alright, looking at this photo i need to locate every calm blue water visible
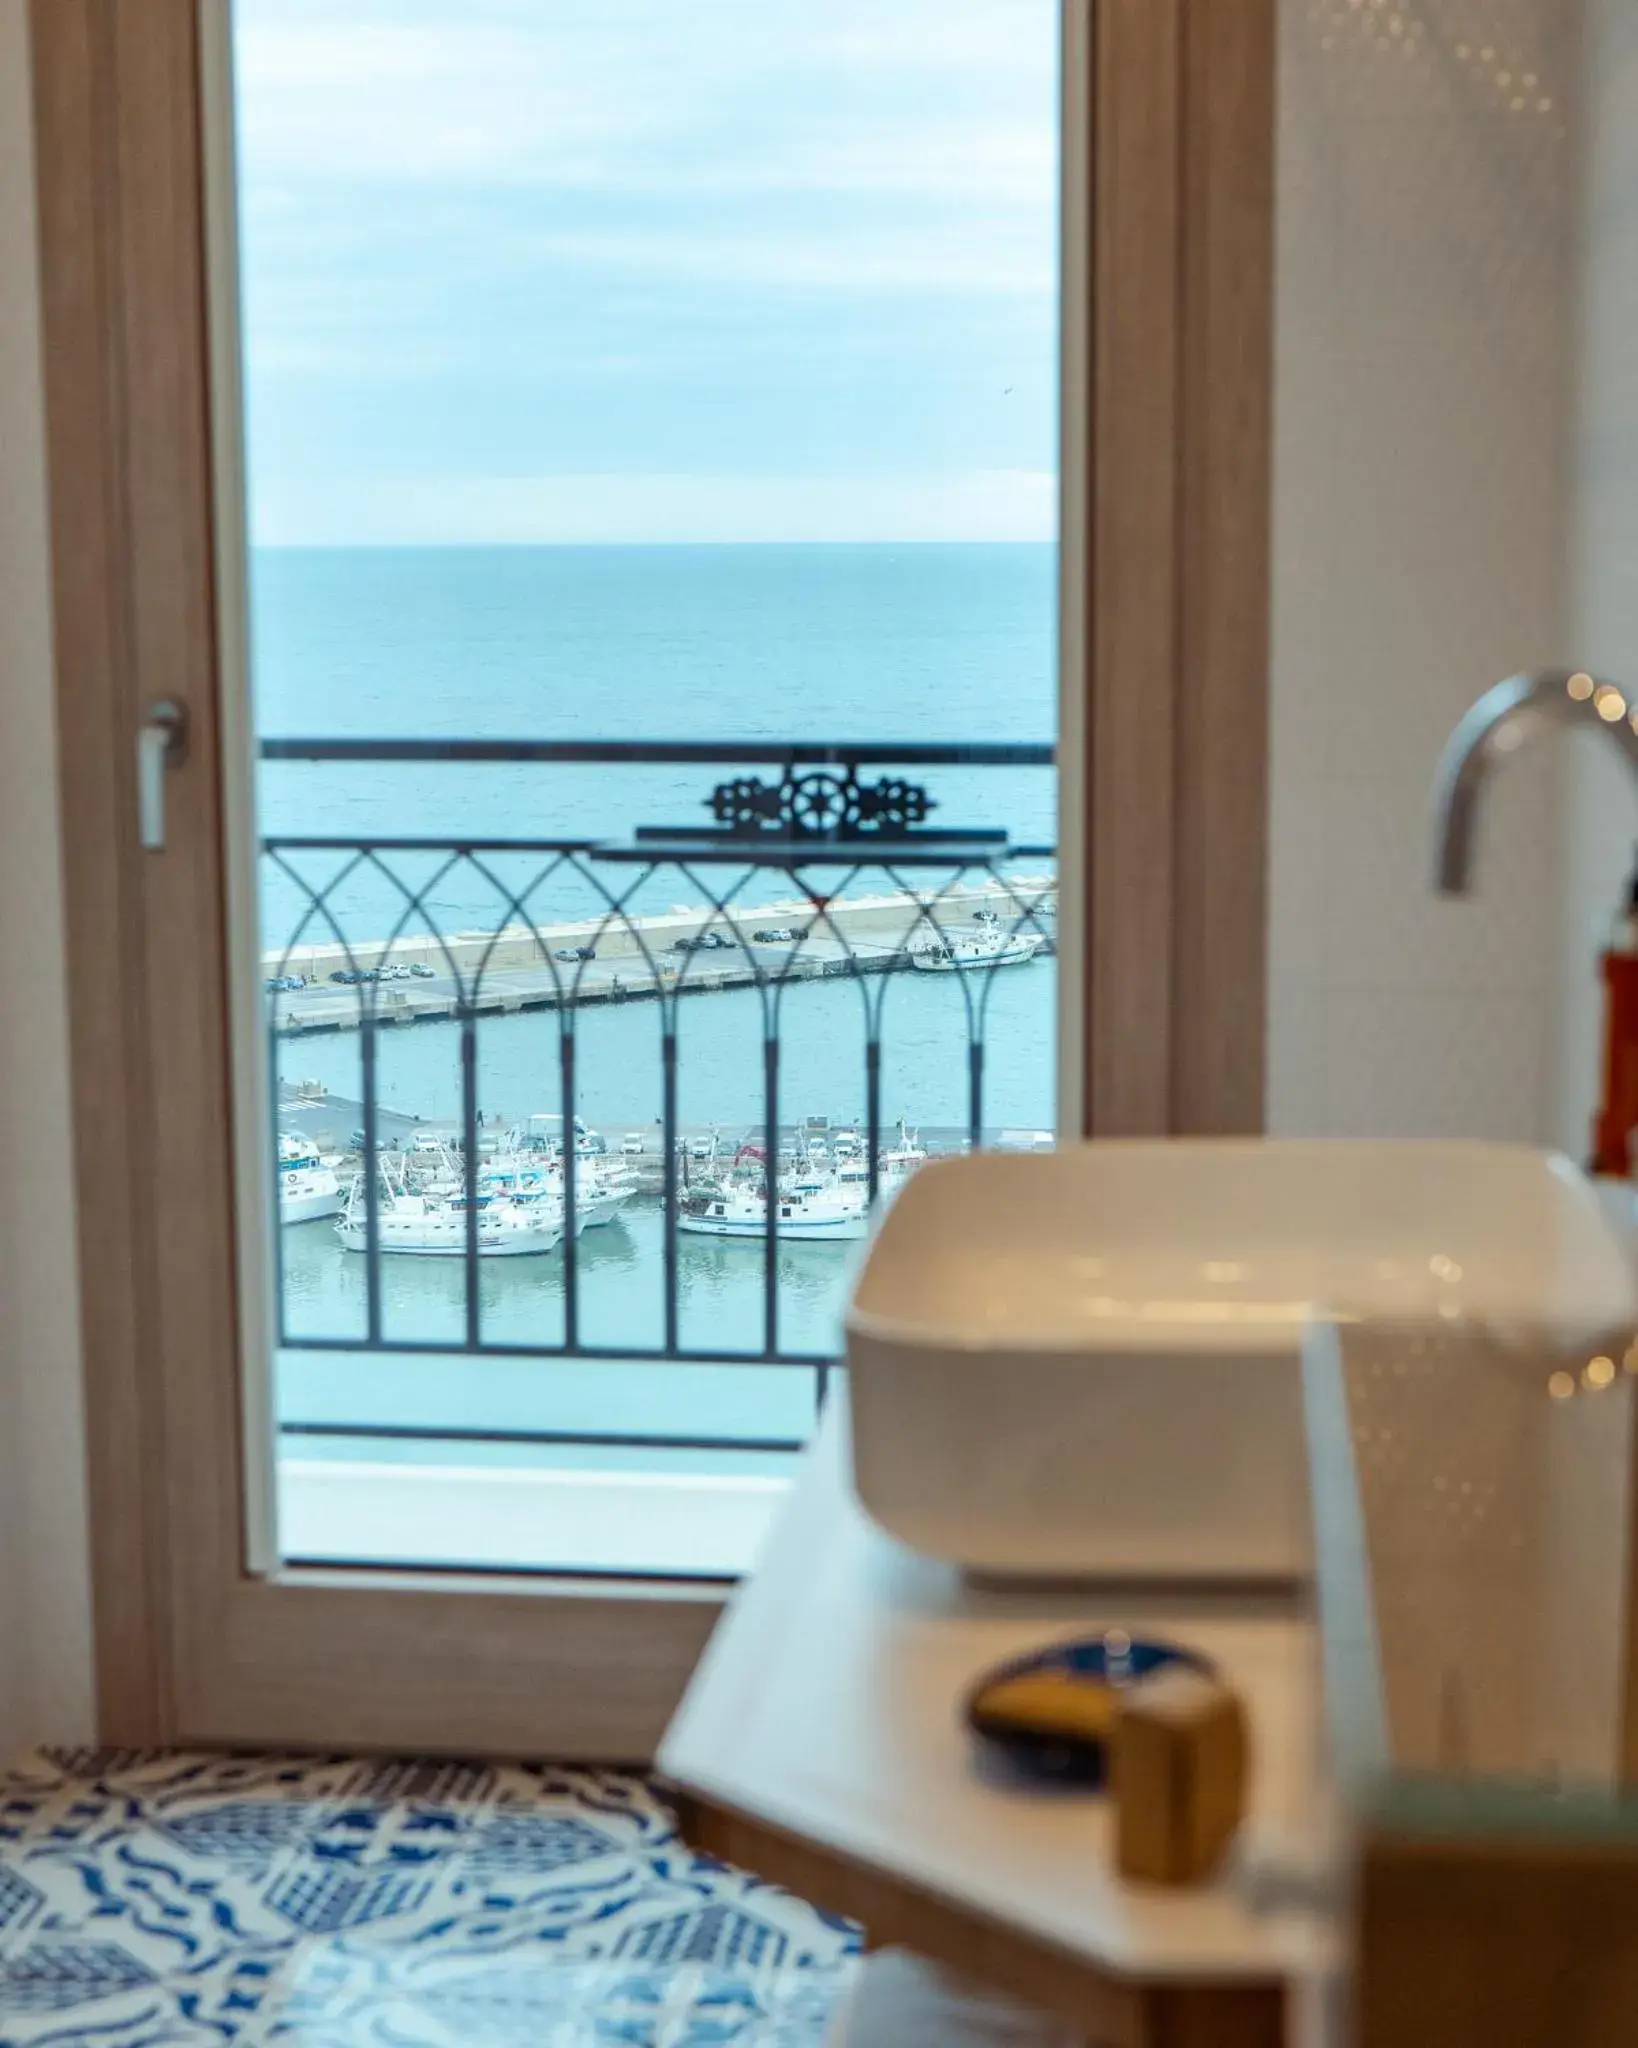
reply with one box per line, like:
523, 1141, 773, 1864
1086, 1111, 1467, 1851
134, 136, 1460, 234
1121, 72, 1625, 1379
255, 543, 1054, 831
254, 543, 1057, 1452
254, 544, 1054, 747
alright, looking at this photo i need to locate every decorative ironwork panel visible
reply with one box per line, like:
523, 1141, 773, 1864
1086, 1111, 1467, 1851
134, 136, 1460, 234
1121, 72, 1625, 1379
706, 765, 935, 840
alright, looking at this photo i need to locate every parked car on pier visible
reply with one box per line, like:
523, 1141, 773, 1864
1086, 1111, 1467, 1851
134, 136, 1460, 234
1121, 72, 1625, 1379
553, 945, 596, 962
409, 962, 436, 978
329, 968, 362, 984
673, 931, 734, 952
621, 1133, 647, 1157
751, 927, 800, 944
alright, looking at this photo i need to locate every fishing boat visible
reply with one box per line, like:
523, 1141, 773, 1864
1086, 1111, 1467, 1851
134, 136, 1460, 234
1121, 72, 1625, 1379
277, 1132, 343, 1224
335, 1172, 564, 1257
909, 907, 1039, 973
882, 1130, 930, 1183
520, 1111, 607, 1157
832, 1123, 929, 1206
678, 1161, 869, 1243
480, 1154, 635, 1233
573, 1162, 639, 1229
678, 1181, 869, 1242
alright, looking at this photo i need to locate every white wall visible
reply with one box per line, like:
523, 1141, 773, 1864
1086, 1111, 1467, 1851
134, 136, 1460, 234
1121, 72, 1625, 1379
1557, 0, 1638, 1160
0, 0, 94, 1758
1268, 5, 1576, 1142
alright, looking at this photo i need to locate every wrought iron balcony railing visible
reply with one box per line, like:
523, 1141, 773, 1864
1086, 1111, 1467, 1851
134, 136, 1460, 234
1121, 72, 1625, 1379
260, 738, 1056, 1446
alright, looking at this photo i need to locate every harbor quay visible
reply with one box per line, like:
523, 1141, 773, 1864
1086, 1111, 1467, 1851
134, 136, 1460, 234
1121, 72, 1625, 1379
264, 875, 1056, 1035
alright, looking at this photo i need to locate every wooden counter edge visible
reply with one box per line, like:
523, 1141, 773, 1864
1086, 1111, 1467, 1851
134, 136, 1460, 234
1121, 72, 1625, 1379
669, 1785, 1285, 2048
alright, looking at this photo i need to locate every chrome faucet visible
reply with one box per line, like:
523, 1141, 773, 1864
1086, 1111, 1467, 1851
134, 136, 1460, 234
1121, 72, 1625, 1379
1433, 668, 1638, 893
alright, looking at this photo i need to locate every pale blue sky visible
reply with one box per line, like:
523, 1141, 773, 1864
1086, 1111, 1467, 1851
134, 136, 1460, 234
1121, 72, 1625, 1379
233, 0, 1058, 546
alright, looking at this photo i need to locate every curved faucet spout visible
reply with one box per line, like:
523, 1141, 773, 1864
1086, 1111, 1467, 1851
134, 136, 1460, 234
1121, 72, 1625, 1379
1434, 669, 1638, 894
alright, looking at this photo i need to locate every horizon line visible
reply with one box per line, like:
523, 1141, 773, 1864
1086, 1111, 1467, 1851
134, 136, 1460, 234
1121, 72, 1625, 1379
249, 535, 1059, 552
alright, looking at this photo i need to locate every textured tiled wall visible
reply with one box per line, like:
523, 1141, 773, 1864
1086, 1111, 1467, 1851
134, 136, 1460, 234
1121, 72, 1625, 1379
1557, 0, 1638, 1161
1268, 2, 1577, 1140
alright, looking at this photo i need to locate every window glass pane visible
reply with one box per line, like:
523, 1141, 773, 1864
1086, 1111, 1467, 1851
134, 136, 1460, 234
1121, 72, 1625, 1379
233, 0, 1060, 1574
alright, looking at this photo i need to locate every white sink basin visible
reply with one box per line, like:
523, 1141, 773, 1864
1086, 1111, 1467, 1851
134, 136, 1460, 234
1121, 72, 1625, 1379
844, 1140, 1637, 1580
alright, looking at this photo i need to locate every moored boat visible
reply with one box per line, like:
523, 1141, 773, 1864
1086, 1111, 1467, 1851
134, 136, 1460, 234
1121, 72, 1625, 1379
678, 1170, 869, 1242
910, 907, 1039, 973
832, 1123, 929, 1207
278, 1132, 343, 1224
335, 1172, 564, 1256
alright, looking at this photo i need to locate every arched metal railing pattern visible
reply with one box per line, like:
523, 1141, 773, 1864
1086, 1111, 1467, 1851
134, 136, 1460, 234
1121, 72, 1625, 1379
260, 741, 1056, 1408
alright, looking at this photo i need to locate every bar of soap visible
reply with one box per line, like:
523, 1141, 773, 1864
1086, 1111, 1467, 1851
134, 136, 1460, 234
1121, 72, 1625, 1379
964, 1634, 1212, 1785
1110, 1667, 1249, 1886
971, 1671, 1120, 1744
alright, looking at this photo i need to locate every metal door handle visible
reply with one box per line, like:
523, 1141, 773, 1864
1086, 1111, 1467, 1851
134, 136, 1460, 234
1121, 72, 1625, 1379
138, 699, 189, 851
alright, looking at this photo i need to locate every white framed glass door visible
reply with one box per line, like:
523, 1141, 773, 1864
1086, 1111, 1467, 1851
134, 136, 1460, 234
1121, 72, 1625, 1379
35, 0, 1274, 1754
215, 0, 1065, 1598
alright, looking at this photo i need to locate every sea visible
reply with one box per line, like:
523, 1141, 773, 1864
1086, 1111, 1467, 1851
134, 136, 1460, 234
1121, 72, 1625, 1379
254, 542, 1058, 1480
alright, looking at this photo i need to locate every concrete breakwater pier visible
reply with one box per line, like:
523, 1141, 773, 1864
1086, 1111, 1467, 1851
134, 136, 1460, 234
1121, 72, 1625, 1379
265, 874, 1055, 1036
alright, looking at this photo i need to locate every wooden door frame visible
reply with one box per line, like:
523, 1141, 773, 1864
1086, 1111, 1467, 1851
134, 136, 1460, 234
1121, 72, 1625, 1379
31, 0, 1272, 1748
1071, 0, 1274, 1138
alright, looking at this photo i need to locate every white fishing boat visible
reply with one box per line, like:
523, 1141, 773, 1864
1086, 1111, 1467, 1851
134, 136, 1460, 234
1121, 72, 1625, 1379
376, 1133, 631, 1241
882, 1132, 930, 1184
572, 1162, 639, 1229
521, 1111, 607, 1158
335, 1175, 564, 1257
278, 1132, 343, 1224
678, 1171, 869, 1243
909, 907, 1039, 973
833, 1124, 929, 1206
481, 1155, 634, 1233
